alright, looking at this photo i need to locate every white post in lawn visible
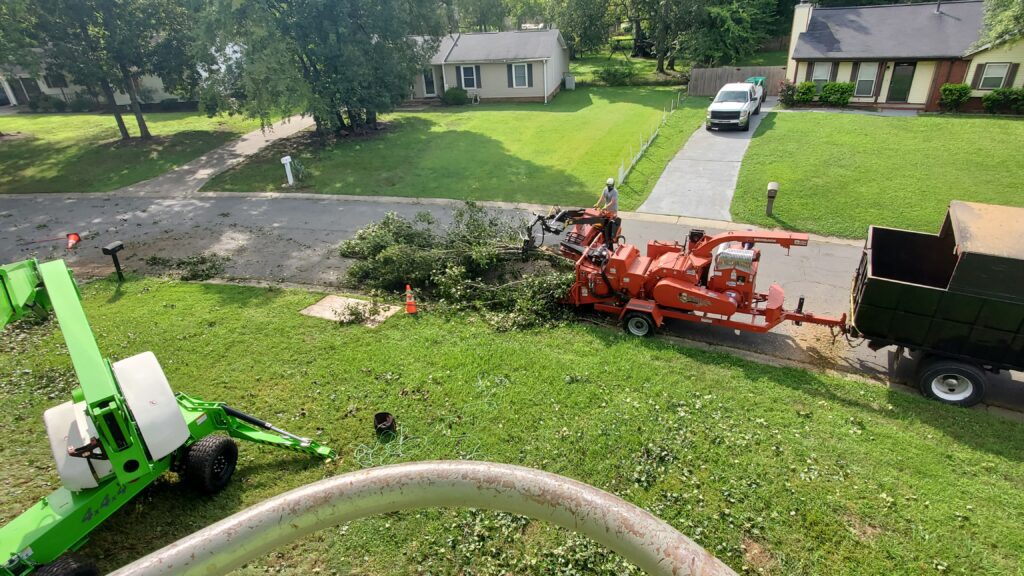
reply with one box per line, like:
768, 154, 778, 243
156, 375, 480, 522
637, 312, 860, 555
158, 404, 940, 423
281, 155, 294, 186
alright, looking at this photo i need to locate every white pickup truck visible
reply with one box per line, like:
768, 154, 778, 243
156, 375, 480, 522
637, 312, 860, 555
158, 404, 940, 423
705, 82, 763, 132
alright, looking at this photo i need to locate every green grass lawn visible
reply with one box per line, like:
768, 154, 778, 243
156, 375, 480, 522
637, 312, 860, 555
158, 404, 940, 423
733, 50, 789, 67
3, 278, 1023, 574
733, 112, 1024, 238
569, 51, 682, 85
206, 87, 686, 206
0, 112, 262, 193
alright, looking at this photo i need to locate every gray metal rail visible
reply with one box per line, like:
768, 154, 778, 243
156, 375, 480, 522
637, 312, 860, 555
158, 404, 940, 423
110, 461, 737, 576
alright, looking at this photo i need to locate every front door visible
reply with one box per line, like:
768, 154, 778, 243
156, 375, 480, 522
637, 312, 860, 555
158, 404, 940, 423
886, 62, 916, 103
423, 70, 436, 96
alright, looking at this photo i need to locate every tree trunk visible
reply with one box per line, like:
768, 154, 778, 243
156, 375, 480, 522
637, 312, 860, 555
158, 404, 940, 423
366, 109, 377, 129
312, 114, 329, 145
118, 64, 151, 139
631, 19, 645, 57
667, 55, 676, 71
99, 78, 131, 140
347, 108, 363, 133
654, 0, 671, 74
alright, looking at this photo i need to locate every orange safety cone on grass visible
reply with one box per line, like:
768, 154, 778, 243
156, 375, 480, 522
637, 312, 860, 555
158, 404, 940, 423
405, 284, 418, 315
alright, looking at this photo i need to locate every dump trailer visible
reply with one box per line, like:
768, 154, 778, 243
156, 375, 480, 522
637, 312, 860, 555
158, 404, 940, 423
851, 201, 1024, 406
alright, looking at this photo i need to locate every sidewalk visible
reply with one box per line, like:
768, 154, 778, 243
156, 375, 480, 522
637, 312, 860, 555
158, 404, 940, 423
114, 115, 314, 195
638, 98, 776, 219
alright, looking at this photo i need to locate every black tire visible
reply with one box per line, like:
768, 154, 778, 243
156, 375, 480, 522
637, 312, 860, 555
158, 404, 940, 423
754, 104, 761, 115
705, 124, 712, 131
741, 121, 750, 132
36, 554, 99, 576
184, 435, 238, 494
917, 358, 987, 407
623, 312, 655, 338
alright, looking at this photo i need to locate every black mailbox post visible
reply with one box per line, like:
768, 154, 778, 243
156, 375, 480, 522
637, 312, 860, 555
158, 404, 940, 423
102, 241, 125, 282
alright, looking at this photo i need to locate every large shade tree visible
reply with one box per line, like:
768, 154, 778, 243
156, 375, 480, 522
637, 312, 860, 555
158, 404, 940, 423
199, 0, 445, 141
30, 0, 195, 140
549, 0, 612, 58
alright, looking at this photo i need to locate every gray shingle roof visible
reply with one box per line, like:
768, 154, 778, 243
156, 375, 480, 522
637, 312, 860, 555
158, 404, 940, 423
792, 1, 984, 60
428, 30, 565, 64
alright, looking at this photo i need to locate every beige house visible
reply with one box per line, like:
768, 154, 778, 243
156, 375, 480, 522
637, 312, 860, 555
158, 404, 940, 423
411, 29, 570, 103
0, 69, 176, 109
787, 0, 1022, 111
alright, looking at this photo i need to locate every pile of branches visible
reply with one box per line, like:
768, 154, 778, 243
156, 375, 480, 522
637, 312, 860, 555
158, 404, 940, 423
339, 203, 575, 330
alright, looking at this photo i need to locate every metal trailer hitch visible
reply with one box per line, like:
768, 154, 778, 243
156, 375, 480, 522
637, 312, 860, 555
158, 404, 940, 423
110, 461, 738, 576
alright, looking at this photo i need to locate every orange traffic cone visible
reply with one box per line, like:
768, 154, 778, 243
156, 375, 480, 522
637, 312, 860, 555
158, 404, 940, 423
405, 284, 418, 315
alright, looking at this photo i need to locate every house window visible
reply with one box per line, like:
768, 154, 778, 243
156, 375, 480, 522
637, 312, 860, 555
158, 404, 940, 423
43, 72, 68, 89
811, 62, 831, 92
461, 66, 477, 89
512, 63, 528, 88
979, 63, 1009, 90
854, 62, 878, 97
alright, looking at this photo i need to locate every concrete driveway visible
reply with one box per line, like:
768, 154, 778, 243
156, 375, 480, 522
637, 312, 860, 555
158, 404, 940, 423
638, 98, 775, 219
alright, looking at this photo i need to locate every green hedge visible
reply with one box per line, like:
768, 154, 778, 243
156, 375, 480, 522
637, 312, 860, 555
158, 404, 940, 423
820, 82, 854, 107
794, 81, 817, 104
939, 83, 971, 112
981, 87, 1024, 114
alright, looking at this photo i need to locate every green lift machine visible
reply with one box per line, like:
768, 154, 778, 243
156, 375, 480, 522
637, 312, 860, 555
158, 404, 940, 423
0, 259, 336, 576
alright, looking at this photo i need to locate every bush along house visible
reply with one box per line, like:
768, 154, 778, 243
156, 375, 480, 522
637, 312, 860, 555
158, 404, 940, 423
786, 0, 1023, 112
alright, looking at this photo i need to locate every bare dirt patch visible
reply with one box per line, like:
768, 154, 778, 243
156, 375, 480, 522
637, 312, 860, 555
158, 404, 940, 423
0, 131, 31, 142
845, 513, 882, 541
742, 536, 777, 573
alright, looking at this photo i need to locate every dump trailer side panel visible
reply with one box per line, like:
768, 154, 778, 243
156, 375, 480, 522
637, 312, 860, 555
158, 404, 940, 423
853, 232, 1024, 371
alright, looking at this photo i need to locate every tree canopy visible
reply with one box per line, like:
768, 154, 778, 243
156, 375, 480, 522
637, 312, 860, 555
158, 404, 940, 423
981, 0, 1024, 45
199, 0, 445, 138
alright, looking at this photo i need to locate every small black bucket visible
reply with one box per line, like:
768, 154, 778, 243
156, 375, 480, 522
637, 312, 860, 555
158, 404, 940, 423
374, 412, 396, 437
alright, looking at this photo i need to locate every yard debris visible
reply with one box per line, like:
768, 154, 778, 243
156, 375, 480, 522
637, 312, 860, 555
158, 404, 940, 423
144, 252, 231, 281
338, 202, 575, 330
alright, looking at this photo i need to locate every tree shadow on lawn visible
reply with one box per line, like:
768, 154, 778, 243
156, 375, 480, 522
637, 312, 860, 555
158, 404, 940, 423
578, 322, 1024, 462
83, 454, 327, 572
306, 116, 593, 205
750, 111, 776, 138
0, 130, 238, 193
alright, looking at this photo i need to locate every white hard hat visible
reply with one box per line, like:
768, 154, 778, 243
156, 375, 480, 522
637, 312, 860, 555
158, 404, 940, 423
606, 178, 615, 186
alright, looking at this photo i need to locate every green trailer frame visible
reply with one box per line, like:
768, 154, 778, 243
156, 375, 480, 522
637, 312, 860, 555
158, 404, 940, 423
0, 259, 335, 576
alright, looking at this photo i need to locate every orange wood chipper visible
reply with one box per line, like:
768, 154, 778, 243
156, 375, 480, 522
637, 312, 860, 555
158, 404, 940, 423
522, 208, 846, 337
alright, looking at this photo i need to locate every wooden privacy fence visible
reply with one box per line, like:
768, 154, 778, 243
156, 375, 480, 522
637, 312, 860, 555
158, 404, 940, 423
687, 66, 788, 97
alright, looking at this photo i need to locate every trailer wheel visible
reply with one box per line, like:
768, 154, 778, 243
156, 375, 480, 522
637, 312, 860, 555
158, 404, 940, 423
917, 359, 987, 407
184, 435, 238, 495
623, 312, 655, 338
36, 554, 99, 576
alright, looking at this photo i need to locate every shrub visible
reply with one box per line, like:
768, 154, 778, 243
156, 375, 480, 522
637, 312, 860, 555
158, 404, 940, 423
982, 87, 1024, 114
32, 95, 67, 113
939, 83, 972, 112
820, 82, 854, 107
794, 81, 817, 104
595, 62, 638, 86
158, 98, 179, 111
778, 80, 797, 107
441, 87, 469, 106
68, 95, 97, 112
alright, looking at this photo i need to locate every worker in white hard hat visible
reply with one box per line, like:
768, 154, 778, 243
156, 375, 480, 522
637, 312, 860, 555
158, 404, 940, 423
595, 177, 619, 216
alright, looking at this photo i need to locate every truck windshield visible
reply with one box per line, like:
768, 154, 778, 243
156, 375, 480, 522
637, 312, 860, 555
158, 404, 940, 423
715, 91, 749, 103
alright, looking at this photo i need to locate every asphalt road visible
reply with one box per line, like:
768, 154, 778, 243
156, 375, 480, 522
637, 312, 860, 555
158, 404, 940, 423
3, 192, 1021, 415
